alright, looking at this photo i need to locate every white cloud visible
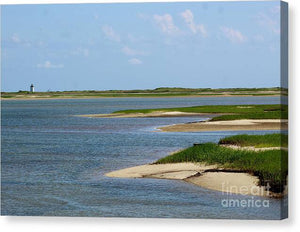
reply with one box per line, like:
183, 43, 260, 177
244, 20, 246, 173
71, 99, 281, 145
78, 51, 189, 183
102, 25, 121, 42
11, 34, 21, 43
180, 9, 207, 37
128, 58, 142, 65
220, 27, 247, 43
72, 48, 89, 57
37, 61, 64, 69
256, 13, 280, 34
153, 14, 179, 35
122, 46, 146, 56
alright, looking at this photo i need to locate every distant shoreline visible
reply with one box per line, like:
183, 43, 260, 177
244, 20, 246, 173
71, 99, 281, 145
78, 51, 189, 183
1, 94, 283, 101
1, 87, 287, 100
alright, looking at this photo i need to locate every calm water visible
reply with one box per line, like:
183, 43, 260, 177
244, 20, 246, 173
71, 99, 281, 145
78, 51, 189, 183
1, 96, 287, 219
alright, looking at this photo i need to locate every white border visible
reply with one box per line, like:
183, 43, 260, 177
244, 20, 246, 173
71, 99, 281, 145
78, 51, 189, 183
1, 0, 299, 232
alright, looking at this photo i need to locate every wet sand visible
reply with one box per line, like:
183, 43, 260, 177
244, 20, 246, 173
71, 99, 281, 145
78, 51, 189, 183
105, 163, 269, 197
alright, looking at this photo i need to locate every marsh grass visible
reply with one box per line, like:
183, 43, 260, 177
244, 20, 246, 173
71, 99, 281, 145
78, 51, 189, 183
155, 137, 288, 193
219, 133, 288, 148
115, 104, 288, 121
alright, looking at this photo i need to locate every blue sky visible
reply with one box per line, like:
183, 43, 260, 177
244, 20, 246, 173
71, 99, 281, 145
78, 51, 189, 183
1, 1, 282, 92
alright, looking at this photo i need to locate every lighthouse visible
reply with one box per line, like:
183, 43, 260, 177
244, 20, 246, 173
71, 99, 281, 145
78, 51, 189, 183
30, 84, 35, 93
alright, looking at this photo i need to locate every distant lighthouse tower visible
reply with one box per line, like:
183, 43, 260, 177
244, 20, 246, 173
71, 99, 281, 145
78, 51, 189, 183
30, 84, 35, 93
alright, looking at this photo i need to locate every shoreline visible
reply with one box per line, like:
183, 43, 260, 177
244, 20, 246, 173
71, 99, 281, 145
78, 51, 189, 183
105, 162, 276, 197
158, 119, 288, 132
83, 108, 287, 197
1, 94, 282, 101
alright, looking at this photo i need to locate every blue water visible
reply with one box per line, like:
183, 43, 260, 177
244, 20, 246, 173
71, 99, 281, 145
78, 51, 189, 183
1, 96, 287, 219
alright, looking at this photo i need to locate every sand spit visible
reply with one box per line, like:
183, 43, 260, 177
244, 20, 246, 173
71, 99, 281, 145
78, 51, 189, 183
105, 163, 270, 197
158, 119, 288, 132
79, 111, 213, 118
105, 163, 217, 179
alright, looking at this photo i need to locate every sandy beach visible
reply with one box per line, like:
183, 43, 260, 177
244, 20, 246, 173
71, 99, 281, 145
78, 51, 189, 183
105, 162, 270, 197
158, 119, 288, 132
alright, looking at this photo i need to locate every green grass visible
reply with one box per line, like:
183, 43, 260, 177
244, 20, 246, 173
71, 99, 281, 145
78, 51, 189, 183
155, 140, 288, 193
114, 104, 288, 121
218, 133, 288, 148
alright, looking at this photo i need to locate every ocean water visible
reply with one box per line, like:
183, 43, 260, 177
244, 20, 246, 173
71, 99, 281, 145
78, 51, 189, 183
1, 96, 287, 219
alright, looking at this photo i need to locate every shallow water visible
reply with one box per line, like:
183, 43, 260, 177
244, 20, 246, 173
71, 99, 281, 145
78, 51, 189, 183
1, 96, 287, 219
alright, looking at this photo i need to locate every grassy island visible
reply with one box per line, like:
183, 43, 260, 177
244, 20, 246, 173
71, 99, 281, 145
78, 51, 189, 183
155, 134, 288, 193
114, 104, 288, 121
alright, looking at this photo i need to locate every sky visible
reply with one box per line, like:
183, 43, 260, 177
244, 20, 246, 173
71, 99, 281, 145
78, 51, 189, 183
1, 1, 284, 92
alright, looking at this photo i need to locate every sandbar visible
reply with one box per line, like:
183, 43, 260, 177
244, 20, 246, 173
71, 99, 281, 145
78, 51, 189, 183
158, 119, 288, 132
79, 111, 214, 118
